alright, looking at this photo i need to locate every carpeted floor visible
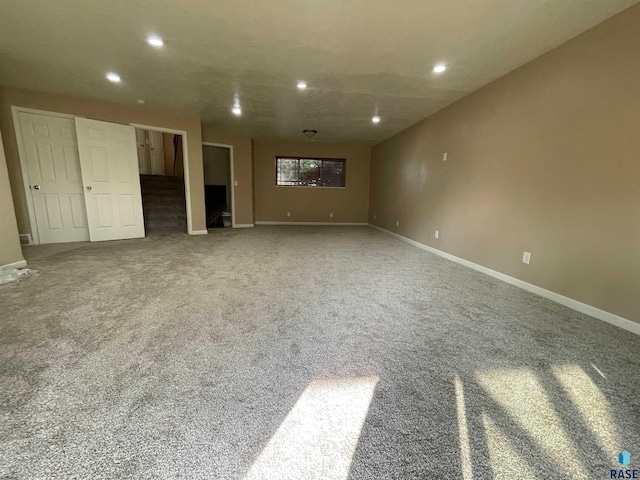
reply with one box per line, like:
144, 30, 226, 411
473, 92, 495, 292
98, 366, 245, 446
1, 226, 638, 479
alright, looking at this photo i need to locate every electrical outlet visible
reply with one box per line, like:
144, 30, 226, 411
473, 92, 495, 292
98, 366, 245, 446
522, 251, 531, 265
373, 214, 376, 220
435, 230, 439, 239
329, 212, 333, 218
443, 152, 448, 161
396, 220, 400, 227
287, 212, 291, 217
234, 180, 238, 186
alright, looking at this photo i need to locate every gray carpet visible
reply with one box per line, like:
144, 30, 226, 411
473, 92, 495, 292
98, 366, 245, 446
1, 226, 638, 479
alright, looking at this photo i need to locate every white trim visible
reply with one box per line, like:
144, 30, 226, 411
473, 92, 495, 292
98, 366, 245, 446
233, 224, 254, 228
11, 107, 78, 244
130, 123, 201, 236
202, 142, 236, 228
255, 221, 368, 226
0, 260, 28, 272
370, 224, 640, 336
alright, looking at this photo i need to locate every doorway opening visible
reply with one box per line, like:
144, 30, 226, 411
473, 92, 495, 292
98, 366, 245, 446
135, 127, 187, 234
202, 143, 233, 229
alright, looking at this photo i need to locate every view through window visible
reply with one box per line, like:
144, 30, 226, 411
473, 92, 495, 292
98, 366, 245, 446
276, 157, 346, 187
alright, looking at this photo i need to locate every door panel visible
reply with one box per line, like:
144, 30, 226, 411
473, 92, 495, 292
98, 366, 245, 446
119, 195, 136, 226
75, 118, 145, 241
69, 194, 87, 228
44, 194, 63, 229
135, 128, 150, 174
19, 112, 89, 243
148, 130, 165, 175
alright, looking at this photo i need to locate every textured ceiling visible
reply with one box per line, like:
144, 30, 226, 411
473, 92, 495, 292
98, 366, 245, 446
0, 0, 637, 142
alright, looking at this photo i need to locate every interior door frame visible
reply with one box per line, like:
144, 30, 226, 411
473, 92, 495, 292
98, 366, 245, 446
11, 106, 83, 245
130, 123, 198, 234
202, 142, 236, 228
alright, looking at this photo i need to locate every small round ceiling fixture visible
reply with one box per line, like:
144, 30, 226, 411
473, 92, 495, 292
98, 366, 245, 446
106, 72, 121, 83
147, 35, 164, 47
137, 99, 145, 104
297, 81, 307, 90
372, 115, 381, 124
303, 129, 318, 141
433, 63, 447, 73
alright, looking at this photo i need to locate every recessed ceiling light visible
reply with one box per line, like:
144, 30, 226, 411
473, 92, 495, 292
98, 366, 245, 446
372, 115, 381, 124
137, 99, 145, 104
232, 106, 242, 116
433, 63, 447, 73
106, 72, 121, 83
147, 35, 164, 47
297, 81, 307, 90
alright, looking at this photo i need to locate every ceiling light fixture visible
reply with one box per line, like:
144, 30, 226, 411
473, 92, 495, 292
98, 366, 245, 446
297, 81, 307, 90
137, 99, 145, 104
433, 63, 447, 73
106, 72, 121, 83
303, 129, 318, 141
147, 35, 164, 47
232, 106, 242, 116
372, 115, 381, 124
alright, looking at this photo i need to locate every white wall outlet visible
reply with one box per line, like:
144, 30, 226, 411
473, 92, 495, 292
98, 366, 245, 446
287, 212, 291, 217
443, 152, 448, 161
435, 230, 439, 239
373, 214, 376, 220
234, 180, 238, 186
396, 220, 400, 227
329, 212, 333, 218
522, 251, 531, 264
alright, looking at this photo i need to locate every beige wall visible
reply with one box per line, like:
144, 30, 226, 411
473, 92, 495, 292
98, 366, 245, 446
201, 128, 254, 225
369, 5, 640, 323
253, 139, 371, 223
0, 87, 206, 234
0, 128, 24, 268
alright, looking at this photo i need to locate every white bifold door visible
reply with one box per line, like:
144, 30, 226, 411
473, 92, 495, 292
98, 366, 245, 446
19, 112, 90, 244
74, 118, 145, 242
20, 113, 145, 243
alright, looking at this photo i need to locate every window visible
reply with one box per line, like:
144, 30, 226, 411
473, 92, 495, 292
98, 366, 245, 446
276, 156, 346, 187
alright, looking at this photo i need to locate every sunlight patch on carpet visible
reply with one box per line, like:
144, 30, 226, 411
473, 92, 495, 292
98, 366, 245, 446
552, 365, 617, 458
244, 376, 379, 480
482, 412, 538, 479
476, 368, 588, 479
454, 374, 473, 480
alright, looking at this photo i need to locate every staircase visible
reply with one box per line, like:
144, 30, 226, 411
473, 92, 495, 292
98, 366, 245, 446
140, 175, 187, 233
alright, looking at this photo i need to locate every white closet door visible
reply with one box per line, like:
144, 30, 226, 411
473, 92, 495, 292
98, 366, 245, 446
135, 128, 149, 173
148, 130, 165, 175
19, 112, 89, 244
75, 118, 145, 241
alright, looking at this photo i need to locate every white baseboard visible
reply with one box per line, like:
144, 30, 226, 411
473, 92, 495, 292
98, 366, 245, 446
0, 260, 28, 272
233, 224, 254, 228
370, 224, 639, 335
189, 230, 208, 235
255, 221, 368, 226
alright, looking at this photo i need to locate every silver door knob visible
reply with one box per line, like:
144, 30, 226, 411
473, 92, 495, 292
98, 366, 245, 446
86, 186, 92, 190
33, 185, 40, 190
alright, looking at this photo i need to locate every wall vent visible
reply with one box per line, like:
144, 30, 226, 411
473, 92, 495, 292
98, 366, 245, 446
19, 234, 32, 245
